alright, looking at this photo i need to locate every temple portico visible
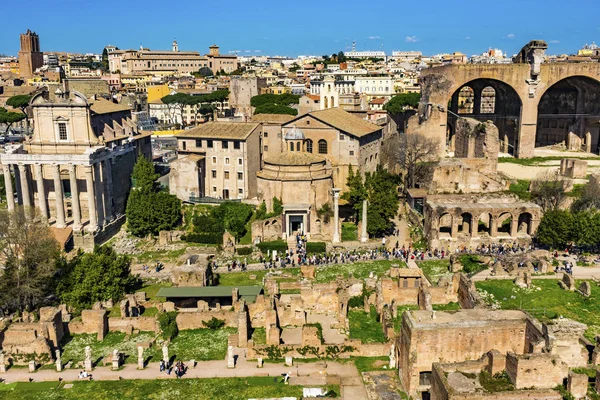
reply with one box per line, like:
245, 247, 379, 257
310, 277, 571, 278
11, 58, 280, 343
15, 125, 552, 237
1, 142, 136, 234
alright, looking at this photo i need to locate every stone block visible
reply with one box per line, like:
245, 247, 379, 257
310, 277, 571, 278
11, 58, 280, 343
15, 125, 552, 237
568, 371, 588, 399
301, 326, 321, 346
163, 302, 175, 312
285, 356, 293, 366
134, 292, 147, 302
28, 360, 36, 372
578, 281, 591, 298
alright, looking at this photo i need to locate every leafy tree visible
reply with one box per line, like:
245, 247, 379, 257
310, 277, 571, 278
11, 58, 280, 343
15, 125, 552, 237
255, 200, 267, 220
317, 203, 333, 224
6, 95, 32, 132
530, 171, 569, 212
571, 211, 600, 247
211, 202, 253, 240
342, 165, 367, 221
203, 317, 226, 330
337, 51, 347, 63
254, 104, 297, 116
384, 93, 421, 115
272, 197, 283, 216
126, 157, 181, 237
535, 209, 574, 249
571, 180, 600, 212
0, 107, 26, 134
56, 245, 136, 310
250, 93, 300, 108
0, 207, 60, 313
193, 66, 213, 77
101, 47, 109, 71
365, 167, 400, 236
158, 311, 179, 340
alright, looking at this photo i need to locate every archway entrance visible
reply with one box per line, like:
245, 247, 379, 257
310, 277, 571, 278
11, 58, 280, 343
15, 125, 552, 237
448, 79, 522, 155
536, 76, 600, 152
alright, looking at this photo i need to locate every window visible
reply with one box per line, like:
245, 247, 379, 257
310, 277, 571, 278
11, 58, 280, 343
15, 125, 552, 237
318, 139, 328, 154
340, 133, 345, 141
264, 132, 268, 138
212, 186, 217, 193
207, 140, 213, 148
233, 141, 240, 149
419, 372, 432, 386
212, 157, 217, 164
238, 158, 243, 165
264, 145, 269, 152
306, 139, 313, 153
224, 171, 230, 179
237, 172, 243, 180
225, 157, 230, 164
238, 188, 243, 195
182, 141, 187, 151
212, 170, 217, 178
296, 142, 300, 151
195, 139, 202, 147
222, 140, 228, 149
349, 150, 354, 156
58, 122, 68, 140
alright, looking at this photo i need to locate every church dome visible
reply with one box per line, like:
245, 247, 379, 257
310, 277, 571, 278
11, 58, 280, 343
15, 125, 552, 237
284, 126, 305, 140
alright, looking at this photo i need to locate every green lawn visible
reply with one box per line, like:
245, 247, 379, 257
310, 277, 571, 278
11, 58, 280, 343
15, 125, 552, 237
61, 328, 235, 366
432, 302, 461, 311
314, 260, 405, 283
341, 222, 358, 241
498, 156, 600, 166
135, 248, 187, 264
0, 377, 327, 400
475, 279, 600, 340
250, 327, 266, 345
352, 356, 390, 373
416, 260, 450, 285
393, 305, 418, 332
217, 270, 267, 286
348, 306, 387, 343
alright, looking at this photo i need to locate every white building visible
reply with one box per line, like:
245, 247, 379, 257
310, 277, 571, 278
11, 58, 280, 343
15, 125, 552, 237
354, 76, 394, 99
344, 50, 387, 61
391, 51, 422, 62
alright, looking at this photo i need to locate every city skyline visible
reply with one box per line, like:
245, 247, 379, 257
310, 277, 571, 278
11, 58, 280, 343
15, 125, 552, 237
1, 0, 599, 57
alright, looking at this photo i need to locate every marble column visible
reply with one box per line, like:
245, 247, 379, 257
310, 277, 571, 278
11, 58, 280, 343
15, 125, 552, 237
18, 164, 31, 208
490, 217, 498, 237
85, 165, 98, 232
69, 165, 82, 231
2, 165, 15, 212
52, 164, 66, 228
102, 159, 114, 223
360, 200, 368, 243
332, 188, 340, 243
13, 166, 22, 205
94, 163, 105, 229
34, 164, 48, 219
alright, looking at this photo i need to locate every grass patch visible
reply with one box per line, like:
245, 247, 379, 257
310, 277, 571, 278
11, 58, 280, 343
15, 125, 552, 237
314, 260, 404, 283
137, 281, 172, 302
393, 305, 418, 332
507, 179, 532, 201
61, 332, 157, 366
341, 222, 358, 241
250, 327, 266, 345
165, 328, 236, 361
499, 156, 599, 166
348, 306, 386, 343
135, 248, 186, 264
217, 270, 266, 286
0, 377, 314, 400
417, 259, 450, 285
352, 356, 390, 373
432, 302, 461, 311
475, 279, 600, 340
479, 371, 514, 392
279, 289, 301, 294
459, 254, 487, 276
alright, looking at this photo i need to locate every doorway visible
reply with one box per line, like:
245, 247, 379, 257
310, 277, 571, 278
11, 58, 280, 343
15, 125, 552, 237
289, 215, 304, 234
222, 189, 229, 199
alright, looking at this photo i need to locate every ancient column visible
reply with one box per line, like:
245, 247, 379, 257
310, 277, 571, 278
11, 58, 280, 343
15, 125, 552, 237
137, 346, 144, 369
227, 345, 235, 368
55, 349, 62, 372
470, 218, 478, 238
13, 165, 22, 205
2, 164, 15, 212
93, 163, 105, 229
84, 346, 92, 372
18, 164, 31, 208
332, 188, 341, 243
34, 164, 48, 219
360, 200, 368, 243
490, 217, 498, 237
52, 164, 66, 228
69, 165, 82, 231
162, 344, 169, 366
85, 165, 98, 232
0, 352, 5, 373
510, 215, 518, 237
103, 159, 114, 223
450, 217, 458, 238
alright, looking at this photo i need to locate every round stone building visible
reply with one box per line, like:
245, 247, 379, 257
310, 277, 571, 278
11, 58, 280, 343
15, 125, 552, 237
257, 126, 333, 240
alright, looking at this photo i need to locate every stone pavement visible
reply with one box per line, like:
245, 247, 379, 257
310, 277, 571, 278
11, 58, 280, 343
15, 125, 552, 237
0, 359, 369, 400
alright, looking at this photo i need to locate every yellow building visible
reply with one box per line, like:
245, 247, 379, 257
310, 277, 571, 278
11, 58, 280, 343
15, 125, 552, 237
147, 84, 171, 103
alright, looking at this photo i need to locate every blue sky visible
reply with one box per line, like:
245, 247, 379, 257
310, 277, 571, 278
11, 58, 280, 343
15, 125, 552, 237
1, 0, 599, 57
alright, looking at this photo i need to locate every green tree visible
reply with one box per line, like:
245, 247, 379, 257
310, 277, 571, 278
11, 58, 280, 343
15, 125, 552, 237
365, 167, 400, 236
101, 47, 109, 71
272, 197, 283, 216
250, 93, 300, 108
571, 211, 600, 247
126, 158, 181, 237
535, 209, 574, 249
341, 165, 367, 222
0, 107, 26, 134
161, 93, 191, 126
6, 95, 32, 132
193, 66, 213, 77
384, 93, 421, 115
56, 245, 136, 310
0, 207, 60, 313
255, 200, 268, 220
254, 104, 297, 116
530, 171, 570, 212
212, 202, 253, 240
397, 133, 439, 190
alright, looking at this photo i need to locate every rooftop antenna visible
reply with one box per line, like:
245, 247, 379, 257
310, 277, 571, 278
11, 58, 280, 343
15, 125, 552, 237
352, 41, 356, 52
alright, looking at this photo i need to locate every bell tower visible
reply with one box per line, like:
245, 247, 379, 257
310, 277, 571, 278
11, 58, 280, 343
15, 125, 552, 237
172, 39, 179, 52
18, 29, 43, 78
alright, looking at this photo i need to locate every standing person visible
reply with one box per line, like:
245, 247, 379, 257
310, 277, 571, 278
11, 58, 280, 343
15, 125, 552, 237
159, 360, 165, 372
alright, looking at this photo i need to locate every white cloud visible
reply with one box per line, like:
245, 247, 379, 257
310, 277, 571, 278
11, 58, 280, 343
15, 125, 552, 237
549, 40, 560, 44
507, 33, 516, 39
465, 36, 471, 40
368, 35, 381, 40
254, 50, 261, 53
405, 36, 418, 43
244, 50, 252, 53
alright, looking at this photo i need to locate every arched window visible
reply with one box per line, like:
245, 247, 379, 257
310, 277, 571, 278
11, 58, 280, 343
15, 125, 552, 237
324, 97, 328, 108
296, 142, 300, 151
318, 139, 328, 154
330, 96, 335, 108
289, 142, 294, 151
306, 139, 313, 153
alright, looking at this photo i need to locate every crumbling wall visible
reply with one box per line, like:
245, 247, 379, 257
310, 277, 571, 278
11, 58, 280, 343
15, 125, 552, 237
457, 274, 483, 309
505, 352, 568, 390
108, 317, 158, 333
175, 310, 238, 330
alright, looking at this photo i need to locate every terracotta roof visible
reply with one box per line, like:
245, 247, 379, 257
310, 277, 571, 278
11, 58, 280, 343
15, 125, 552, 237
250, 114, 295, 124
176, 122, 260, 140
296, 107, 381, 138
369, 98, 386, 105
89, 98, 131, 115
263, 152, 326, 166
306, 94, 320, 101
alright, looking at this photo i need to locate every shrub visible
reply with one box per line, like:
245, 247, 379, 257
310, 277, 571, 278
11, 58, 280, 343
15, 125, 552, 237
236, 247, 253, 255
158, 311, 179, 340
182, 232, 223, 245
257, 240, 288, 253
306, 242, 326, 254
341, 223, 358, 241
348, 296, 364, 309
202, 317, 226, 330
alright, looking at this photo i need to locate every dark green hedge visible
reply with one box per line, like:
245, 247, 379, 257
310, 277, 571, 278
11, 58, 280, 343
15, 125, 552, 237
182, 233, 223, 245
257, 240, 288, 253
306, 242, 326, 254
236, 247, 253, 255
